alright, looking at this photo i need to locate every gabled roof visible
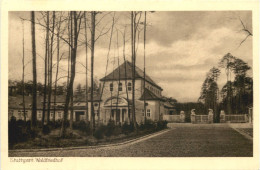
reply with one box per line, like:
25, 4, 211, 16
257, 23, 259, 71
74, 93, 101, 102
139, 88, 163, 101
164, 101, 175, 109
9, 94, 101, 109
100, 60, 162, 90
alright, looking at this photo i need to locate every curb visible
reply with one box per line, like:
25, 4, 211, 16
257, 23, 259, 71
9, 129, 171, 153
229, 125, 253, 141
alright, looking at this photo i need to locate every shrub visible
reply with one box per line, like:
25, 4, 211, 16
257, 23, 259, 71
143, 119, 156, 132
42, 125, 51, 135
105, 120, 116, 137
122, 122, 135, 135
8, 118, 36, 148
156, 120, 168, 130
94, 125, 106, 139
73, 120, 92, 135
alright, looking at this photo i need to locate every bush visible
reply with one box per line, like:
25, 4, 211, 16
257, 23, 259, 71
73, 120, 92, 135
94, 125, 106, 139
8, 118, 37, 148
156, 120, 168, 130
105, 120, 116, 137
42, 125, 51, 135
142, 119, 156, 132
122, 122, 135, 135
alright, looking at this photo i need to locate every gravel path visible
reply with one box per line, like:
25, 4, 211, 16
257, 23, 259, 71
9, 123, 252, 157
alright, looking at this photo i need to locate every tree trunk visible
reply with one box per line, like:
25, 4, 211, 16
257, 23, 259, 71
42, 12, 49, 125
122, 27, 130, 123
30, 11, 37, 129
97, 13, 115, 124
47, 11, 56, 124
84, 12, 89, 122
90, 11, 96, 132
131, 12, 137, 128
53, 14, 61, 122
22, 20, 26, 122
69, 11, 74, 130
143, 11, 147, 122
61, 11, 81, 137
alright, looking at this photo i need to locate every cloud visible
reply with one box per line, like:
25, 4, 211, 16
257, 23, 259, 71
8, 11, 253, 102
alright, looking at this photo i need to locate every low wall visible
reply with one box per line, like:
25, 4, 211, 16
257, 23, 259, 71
191, 109, 213, 124
163, 114, 185, 123
220, 113, 249, 123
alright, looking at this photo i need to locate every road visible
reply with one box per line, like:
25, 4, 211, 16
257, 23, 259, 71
9, 123, 253, 157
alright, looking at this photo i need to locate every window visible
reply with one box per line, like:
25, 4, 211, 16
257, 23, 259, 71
147, 109, 151, 117
58, 112, 62, 118
38, 112, 42, 119
142, 109, 145, 116
118, 82, 122, 91
127, 82, 132, 91
18, 111, 22, 119
110, 83, 113, 91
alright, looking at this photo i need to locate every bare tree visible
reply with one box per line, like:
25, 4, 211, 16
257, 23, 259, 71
143, 11, 147, 122
42, 12, 49, 125
21, 19, 26, 121
61, 11, 83, 137
84, 12, 89, 122
122, 27, 130, 122
30, 11, 37, 129
239, 17, 253, 46
47, 12, 56, 124
90, 11, 96, 132
53, 13, 63, 122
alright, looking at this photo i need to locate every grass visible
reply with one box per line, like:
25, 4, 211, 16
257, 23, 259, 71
10, 128, 165, 150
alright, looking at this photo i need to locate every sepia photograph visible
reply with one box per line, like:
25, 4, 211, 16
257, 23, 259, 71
7, 10, 254, 158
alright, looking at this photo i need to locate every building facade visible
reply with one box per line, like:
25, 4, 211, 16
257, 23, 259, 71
8, 61, 175, 124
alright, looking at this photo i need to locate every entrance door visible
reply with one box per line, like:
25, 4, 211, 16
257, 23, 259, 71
122, 109, 126, 122
116, 109, 120, 123
75, 111, 84, 122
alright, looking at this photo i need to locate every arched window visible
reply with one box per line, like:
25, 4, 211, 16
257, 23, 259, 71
128, 82, 132, 91
118, 82, 122, 91
110, 83, 113, 91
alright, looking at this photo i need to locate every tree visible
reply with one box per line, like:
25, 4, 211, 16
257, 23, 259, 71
84, 11, 89, 122
199, 67, 220, 122
47, 11, 56, 125
61, 11, 83, 137
30, 11, 37, 129
21, 19, 26, 121
53, 12, 63, 122
219, 53, 235, 115
42, 11, 49, 125
90, 11, 96, 132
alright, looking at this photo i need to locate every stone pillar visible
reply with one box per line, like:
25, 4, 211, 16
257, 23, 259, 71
220, 110, 225, 123
244, 114, 248, 123
208, 109, 214, 123
180, 111, 185, 123
248, 108, 252, 123
190, 109, 196, 123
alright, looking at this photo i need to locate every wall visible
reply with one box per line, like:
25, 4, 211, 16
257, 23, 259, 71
100, 79, 142, 102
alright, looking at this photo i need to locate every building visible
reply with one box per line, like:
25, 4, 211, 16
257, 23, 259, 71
8, 94, 101, 122
99, 60, 173, 124
8, 61, 175, 124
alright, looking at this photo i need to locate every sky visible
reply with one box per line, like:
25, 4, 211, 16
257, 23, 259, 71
8, 11, 252, 102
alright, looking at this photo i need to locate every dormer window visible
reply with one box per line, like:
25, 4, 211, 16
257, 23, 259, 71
128, 82, 132, 91
110, 83, 113, 91
118, 82, 122, 91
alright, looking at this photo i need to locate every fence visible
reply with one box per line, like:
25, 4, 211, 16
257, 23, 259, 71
191, 109, 214, 124
163, 113, 185, 123
194, 115, 209, 123
220, 114, 248, 123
